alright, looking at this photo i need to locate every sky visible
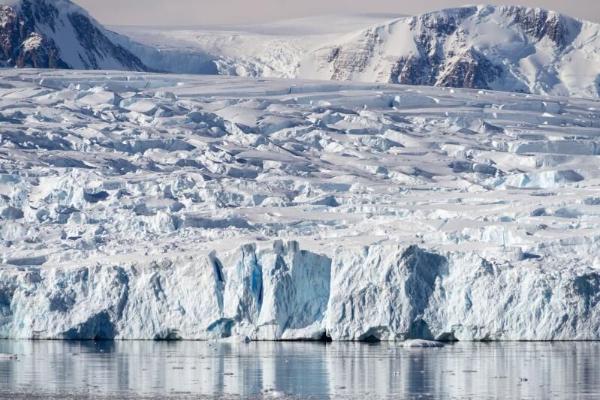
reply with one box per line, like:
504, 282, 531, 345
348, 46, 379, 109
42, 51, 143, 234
74, 0, 600, 26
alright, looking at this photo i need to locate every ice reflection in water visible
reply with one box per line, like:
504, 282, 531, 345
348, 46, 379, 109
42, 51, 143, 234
0, 341, 599, 399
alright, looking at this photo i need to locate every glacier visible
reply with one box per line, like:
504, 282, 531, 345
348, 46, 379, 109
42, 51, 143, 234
1, 69, 600, 341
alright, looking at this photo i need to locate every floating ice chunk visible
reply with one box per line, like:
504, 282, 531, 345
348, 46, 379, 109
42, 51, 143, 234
219, 335, 252, 344
400, 340, 444, 348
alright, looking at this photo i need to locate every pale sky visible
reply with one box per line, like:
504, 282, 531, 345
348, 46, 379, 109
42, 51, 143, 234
74, 0, 600, 26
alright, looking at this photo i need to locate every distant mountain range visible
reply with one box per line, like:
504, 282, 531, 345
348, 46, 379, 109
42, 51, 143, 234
298, 5, 600, 98
1, 0, 599, 98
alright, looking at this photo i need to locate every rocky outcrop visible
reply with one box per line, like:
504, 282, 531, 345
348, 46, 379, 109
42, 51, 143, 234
506, 6, 582, 48
435, 48, 503, 89
390, 6, 581, 90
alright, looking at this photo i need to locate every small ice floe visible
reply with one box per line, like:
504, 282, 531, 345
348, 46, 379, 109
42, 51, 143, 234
0, 353, 18, 361
219, 335, 252, 344
263, 389, 287, 398
400, 340, 444, 348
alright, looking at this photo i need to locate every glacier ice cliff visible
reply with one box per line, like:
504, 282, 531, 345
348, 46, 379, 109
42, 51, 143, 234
1, 70, 600, 341
2, 241, 599, 341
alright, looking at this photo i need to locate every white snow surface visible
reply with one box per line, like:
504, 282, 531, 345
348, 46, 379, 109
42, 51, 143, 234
3, 2, 599, 99
1, 70, 600, 341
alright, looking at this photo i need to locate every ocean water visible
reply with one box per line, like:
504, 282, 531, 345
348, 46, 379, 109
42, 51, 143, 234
0, 340, 599, 399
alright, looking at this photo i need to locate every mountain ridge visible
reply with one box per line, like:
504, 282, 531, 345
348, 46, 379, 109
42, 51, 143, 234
297, 4, 600, 97
0, 1, 599, 98
0, 0, 149, 70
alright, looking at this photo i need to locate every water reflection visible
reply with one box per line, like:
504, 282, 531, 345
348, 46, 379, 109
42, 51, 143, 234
0, 341, 599, 399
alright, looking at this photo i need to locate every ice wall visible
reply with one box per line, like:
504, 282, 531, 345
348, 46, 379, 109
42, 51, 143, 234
1, 241, 598, 341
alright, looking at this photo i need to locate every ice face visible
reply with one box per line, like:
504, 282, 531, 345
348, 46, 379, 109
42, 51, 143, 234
0, 70, 600, 340
2, 242, 599, 341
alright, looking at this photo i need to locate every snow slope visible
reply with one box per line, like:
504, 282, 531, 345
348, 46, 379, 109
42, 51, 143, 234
1, 1, 599, 98
118, 14, 400, 78
1, 70, 600, 341
122, 6, 600, 98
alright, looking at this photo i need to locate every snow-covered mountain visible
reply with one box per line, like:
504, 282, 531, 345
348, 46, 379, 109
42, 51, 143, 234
299, 6, 600, 97
1, 1, 599, 98
123, 5, 600, 98
0, 0, 149, 70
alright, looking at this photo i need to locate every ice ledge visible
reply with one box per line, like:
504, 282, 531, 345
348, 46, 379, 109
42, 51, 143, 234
0, 241, 598, 341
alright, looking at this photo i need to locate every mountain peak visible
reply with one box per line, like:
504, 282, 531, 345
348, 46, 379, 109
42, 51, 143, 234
300, 4, 598, 97
0, 0, 88, 20
409, 4, 582, 46
0, 0, 149, 70
416, 4, 580, 20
